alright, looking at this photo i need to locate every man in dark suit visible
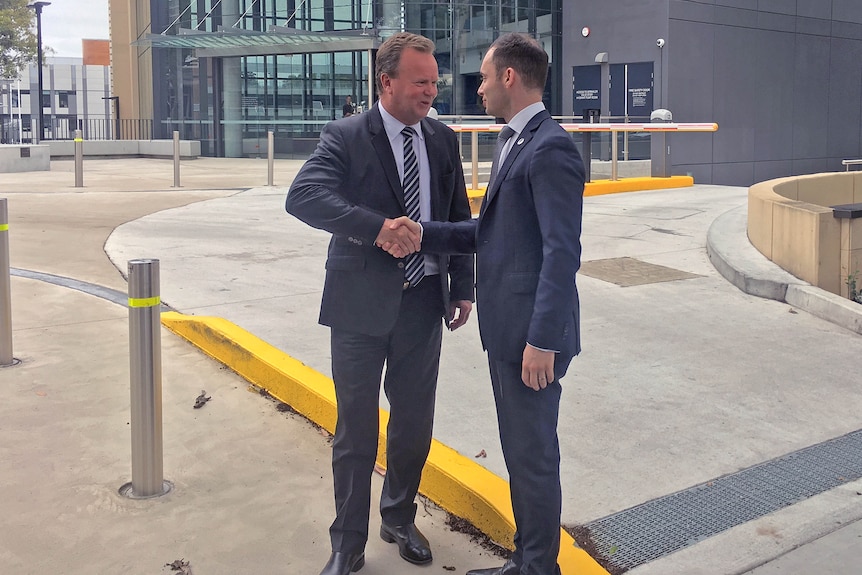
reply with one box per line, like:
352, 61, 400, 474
385, 33, 584, 575
285, 32, 474, 575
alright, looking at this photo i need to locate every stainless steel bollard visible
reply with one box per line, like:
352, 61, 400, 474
74, 129, 83, 188
611, 131, 619, 181
267, 130, 274, 186
121, 258, 170, 498
172, 131, 181, 188
0, 199, 14, 366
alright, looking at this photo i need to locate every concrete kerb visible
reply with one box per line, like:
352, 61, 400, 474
707, 204, 862, 335
160, 311, 610, 575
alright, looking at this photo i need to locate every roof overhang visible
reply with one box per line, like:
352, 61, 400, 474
135, 26, 381, 57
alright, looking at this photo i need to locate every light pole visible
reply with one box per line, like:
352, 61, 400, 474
28, 2, 50, 141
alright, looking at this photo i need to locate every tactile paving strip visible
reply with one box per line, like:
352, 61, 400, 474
582, 429, 862, 571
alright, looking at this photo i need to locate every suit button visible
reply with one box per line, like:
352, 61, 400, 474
397, 262, 405, 269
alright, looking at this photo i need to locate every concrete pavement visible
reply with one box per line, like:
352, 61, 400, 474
3, 157, 862, 574
0, 158, 500, 575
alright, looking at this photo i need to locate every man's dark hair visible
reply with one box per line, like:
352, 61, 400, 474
375, 32, 436, 92
490, 33, 548, 91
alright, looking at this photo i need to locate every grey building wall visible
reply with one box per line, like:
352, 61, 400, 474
563, 0, 862, 186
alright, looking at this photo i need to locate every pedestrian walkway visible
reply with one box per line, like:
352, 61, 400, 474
2, 157, 862, 574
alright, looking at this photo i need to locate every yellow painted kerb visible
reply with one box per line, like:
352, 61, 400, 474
160, 311, 610, 575
467, 175, 695, 214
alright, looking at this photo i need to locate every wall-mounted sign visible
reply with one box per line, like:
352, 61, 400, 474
572, 65, 602, 116
610, 62, 653, 120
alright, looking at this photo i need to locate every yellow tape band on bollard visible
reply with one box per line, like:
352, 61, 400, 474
74, 138, 83, 142
0, 224, 8, 231
128, 296, 161, 308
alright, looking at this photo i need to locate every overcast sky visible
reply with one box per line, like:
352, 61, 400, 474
38, 0, 110, 58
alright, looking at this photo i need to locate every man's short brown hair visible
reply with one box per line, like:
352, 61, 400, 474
375, 32, 436, 92
490, 33, 548, 91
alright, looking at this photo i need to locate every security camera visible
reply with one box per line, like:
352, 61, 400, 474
656, 38, 665, 48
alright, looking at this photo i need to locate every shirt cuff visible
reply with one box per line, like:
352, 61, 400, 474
527, 342, 559, 354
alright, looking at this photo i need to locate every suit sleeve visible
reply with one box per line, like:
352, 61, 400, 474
527, 129, 585, 352
285, 121, 385, 242
443, 145, 475, 303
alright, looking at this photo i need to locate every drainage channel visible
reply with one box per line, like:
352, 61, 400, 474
11, 268, 173, 311
577, 428, 862, 572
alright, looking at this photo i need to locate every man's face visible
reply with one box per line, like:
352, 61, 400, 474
477, 48, 504, 119
380, 48, 438, 125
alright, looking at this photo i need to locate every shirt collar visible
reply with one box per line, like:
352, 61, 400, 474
506, 101, 546, 138
379, 102, 424, 143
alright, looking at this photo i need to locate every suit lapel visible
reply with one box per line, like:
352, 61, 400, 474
421, 119, 443, 220
482, 110, 549, 214
369, 106, 406, 212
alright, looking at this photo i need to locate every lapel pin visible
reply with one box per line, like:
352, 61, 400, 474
517, 138, 525, 145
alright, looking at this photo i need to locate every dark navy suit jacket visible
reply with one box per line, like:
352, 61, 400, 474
286, 105, 474, 336
422, 110, 584, 366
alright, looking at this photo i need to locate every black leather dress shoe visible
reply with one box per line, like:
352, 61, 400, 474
379, 522, 432, 565
465, 558, 519, 575
318, 551, 365, 575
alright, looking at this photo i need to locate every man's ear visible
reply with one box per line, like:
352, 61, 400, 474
380, 73, 392, 93
503, 67, 515, 87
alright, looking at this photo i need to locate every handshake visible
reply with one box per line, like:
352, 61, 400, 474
375, 216, 422, 258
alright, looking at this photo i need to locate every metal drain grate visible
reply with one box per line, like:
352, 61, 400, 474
579, 257, 702, 287
581, 428, 862, 571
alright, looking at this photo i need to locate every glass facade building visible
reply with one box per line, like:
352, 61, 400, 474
139, 1, 562, 157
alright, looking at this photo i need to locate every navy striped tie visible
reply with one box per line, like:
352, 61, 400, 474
401, 127, 425, 287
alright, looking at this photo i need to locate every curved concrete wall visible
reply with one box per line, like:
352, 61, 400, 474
748, 173, 862, 298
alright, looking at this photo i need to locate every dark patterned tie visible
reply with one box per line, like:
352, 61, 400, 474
401, 127, 425, 287
488, 125, 516, 189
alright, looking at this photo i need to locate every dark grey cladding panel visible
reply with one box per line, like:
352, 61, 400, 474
757, 0, 796, 16
827, 38, 862, 157
712, 162, 755, 186
714, 5, 758, 27
756, 11, 795, 32
754, 160, 794, 184
669, 0, 715, 23
835, 0, 862, 24
753, 30, 795, 162
792, 34, 830, 160
832, 20, 862, 41
673, 163, 713, 184
796, 16, 833, 36
797, 0, 832, 20
792, 157, 831, 176
712, 25, 758, 164
715, 0, 753, 9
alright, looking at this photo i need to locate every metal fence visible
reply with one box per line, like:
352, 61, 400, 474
1, 118, 156, 144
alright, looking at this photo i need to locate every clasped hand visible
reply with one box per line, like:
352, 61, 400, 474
375, 216, 421, 258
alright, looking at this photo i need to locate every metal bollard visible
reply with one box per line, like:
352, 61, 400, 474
611, 131, 619, 181
120, 258, 170, 499
172, 131, 181, 188
74, 129, 83, 188
267, 130, 274, 186
0, 199, 14, 366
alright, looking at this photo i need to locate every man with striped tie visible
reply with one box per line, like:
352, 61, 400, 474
286, 32, 474, 575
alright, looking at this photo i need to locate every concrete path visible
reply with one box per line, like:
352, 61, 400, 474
3, 157, 862, 574
0, 158, 499, 575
